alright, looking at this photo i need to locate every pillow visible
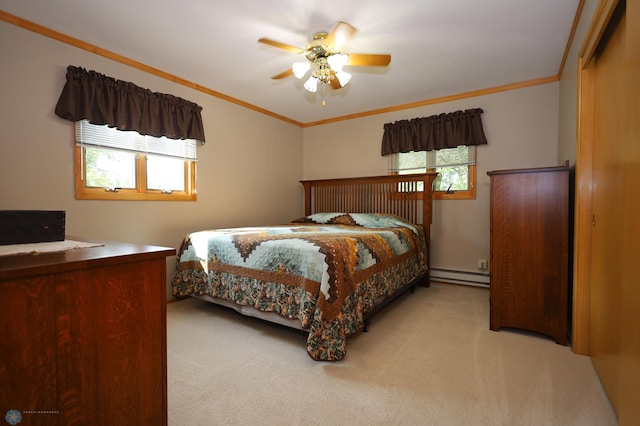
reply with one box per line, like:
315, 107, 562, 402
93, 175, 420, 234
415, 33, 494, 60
291, 212, 354, 225
291, 213, 417, 233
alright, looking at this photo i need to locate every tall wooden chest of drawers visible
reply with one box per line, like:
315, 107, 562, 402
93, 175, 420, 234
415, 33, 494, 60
487, 165, 569, 345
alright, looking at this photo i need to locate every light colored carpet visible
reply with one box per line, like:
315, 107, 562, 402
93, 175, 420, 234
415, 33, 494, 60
167, 283, 617, 426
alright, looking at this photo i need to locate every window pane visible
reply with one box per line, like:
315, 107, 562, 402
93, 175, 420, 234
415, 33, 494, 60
434, 165, 468, 191
398, 151, 427, 173
146, 155, 185, 191
436, 145, 469, 166
84, 147, 135, 188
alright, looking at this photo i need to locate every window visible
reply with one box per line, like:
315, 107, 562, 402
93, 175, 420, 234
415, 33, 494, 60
74, 120, 197, 201
390, 145, 477, 200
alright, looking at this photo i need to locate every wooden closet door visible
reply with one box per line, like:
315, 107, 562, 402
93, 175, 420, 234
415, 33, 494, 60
588, 2, 640, 423
623, 2, 640, 422
589, 4, 625, 409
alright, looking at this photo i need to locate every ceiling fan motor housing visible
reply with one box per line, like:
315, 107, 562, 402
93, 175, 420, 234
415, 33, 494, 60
305, 32, 340, 83
305, 32, 339, 62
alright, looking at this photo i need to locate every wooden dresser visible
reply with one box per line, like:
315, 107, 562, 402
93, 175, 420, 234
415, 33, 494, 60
0, 240, 175, 425
487, 165, 569, 345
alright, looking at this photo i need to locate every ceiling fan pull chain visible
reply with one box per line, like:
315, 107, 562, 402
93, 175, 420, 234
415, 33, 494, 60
322, 83, 327, 107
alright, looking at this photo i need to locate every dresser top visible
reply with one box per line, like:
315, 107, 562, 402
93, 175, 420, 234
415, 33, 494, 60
487, 164, 570, 176
0, 239, 175, 281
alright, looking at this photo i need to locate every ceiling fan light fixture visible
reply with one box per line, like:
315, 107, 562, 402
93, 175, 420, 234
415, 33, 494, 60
292, 61, 310, 79
303, 76, 318, 92
327, 53, 348, 72
335, 70, 352, 87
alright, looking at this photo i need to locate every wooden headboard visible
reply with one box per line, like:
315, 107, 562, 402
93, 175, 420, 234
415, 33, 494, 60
300, 173, 438, 244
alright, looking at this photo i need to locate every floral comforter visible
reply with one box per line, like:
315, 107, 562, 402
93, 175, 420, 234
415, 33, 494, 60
172, 213, 428, 361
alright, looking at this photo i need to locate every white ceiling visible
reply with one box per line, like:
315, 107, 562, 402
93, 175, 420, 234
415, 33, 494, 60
1, 0, 580, 125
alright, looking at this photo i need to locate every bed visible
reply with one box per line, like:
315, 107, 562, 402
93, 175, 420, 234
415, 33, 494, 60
172, 173, 438, 361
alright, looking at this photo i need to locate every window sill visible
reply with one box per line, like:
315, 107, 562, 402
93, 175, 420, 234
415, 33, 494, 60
75, 188, 197, 201
433, 190, 475, 200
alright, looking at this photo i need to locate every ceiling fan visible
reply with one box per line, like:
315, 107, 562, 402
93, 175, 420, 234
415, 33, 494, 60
259, 21, 391, 104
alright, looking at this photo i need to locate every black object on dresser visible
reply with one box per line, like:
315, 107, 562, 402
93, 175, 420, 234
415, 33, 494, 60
0, 210, 66, 245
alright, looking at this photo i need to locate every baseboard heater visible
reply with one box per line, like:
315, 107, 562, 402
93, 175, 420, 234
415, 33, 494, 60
429, 267, 490, 287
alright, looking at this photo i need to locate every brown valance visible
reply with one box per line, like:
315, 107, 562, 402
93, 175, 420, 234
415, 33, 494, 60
381, 108, 487, 155
55, 65, 205, 142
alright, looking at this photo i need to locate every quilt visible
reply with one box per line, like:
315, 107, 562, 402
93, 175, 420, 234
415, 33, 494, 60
172, 213, 428, 361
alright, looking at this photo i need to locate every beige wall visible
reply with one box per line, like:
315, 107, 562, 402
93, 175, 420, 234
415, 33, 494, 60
558, 0, 601, 166
302, 83, 561, 274
0, 21, 303, 294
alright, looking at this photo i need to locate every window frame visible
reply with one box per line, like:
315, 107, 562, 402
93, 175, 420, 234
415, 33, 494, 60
390, 147, 477, 200
74, 128, 197, 202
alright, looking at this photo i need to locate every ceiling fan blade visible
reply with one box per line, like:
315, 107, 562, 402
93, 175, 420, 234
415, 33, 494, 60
347, 53, 391, 67
325, 21, 357, 49
270, 69, 294, 80
258, 38, 304, 54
